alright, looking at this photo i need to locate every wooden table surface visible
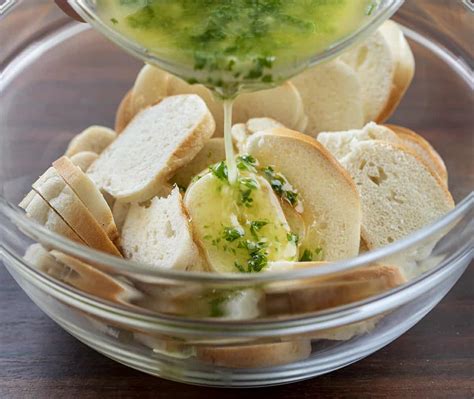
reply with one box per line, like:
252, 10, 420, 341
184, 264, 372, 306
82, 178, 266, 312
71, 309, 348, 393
1, 1, 473, 398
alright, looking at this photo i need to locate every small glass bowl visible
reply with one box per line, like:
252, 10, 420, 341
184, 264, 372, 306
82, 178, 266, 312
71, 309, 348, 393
0, 0, 473, 387
68, 0, 405, 94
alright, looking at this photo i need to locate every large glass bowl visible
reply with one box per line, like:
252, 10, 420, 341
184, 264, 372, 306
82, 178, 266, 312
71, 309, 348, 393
0, 0, 473, 387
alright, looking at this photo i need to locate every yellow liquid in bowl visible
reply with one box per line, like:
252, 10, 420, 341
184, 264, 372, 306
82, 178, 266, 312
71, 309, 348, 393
97, 0, 376, 96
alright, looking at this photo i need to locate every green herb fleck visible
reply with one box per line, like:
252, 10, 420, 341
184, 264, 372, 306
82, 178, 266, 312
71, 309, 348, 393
236, 154, 258, 172
223, 226, 245, 242
249, 220, 268, 238
299, 249, 313, 262
110, 18, 118, 25
209, 296, 226, 317
287, 232, 299, 245
209, 161, 228, 182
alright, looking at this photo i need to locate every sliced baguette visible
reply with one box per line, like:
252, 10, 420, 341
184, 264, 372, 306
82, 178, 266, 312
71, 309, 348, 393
24, 244, 65, 276
340, 21, 414, 123
20, 192, 84, 244
173, 138, 225, 188
69, 151, 99, 172
168, 76, 305, 136
232, 82, 306, 131
376, 20, 416, 123
130, 64, 170, 116
341, 140, 454, 249
112, 201, 130, 235
385, 124, 448, 184
317, 122, 400, 161
115, 89, 133, 133
50, 251, 140, 304
232, 118, 285, 152
196, 340, 311, 369
53, 156, 118, 241
265, 263, 406, 314
121, 187, 204, 271
184, 173, 297, 273
88, 95, 216, 203
246, 128, 361, 260
167, 75, 225, 136
32, 167, 121, 256
65, 126, 117, 157
292, 59, 364, 136
340, 28, 395, 122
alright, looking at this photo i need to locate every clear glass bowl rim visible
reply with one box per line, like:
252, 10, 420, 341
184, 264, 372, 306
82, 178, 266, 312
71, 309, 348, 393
1, 193, 472, 285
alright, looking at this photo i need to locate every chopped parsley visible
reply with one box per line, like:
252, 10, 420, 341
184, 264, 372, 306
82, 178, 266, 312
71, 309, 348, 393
110, 18, 118, 25
223, 226, 245, 242
249, 220, 268, 237
287, 232, 299, 245
236, 154, 258, 172
209, 161, 228, 182
299, 247, 324, 262
366, 1, 378, 16
262, 166, 300, 208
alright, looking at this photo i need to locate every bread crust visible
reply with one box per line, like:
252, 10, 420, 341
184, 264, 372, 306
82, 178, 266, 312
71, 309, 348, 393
32, 168, 122, 257
385, 124, 448, 184
375, 21, 415, 123
65, 126, 117, 157
247, 128, 362, 261
196, 340, 311, 369
265, 262, 406, 314
53, 156, 119, 242
342, 140, 454, 250
115, 89, 133, 133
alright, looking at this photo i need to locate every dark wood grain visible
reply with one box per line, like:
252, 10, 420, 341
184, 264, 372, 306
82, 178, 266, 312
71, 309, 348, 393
0, 1, 473, 398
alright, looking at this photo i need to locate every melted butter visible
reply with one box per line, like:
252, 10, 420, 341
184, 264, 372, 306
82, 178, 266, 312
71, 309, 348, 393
184, 172, 298, 273
97, 0, 376, 96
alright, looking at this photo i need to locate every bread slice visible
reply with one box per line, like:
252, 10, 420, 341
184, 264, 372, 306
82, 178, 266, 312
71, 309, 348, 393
385, 124, 448, 184
167, 75, 225, 136
232, 82, 306, 131
376, 20, 415, 122
196, 340, 311, 369
69, 151, 99, 172
111, 201, 130, 235
341, 140, 454, 249
24, 244, 65, 276
130, 64, 170, 116
340, 29, 395, 122
291, 59, 364, 136
32, 167, 121, 256
115, 89, 133, 133
232, 117, 285, 152
173, 138, 225, 188
50, 250, 140, 304
246, 128, 361, 260
53, 156, 118, 241
265, 263, 406, 314
121, 187, 204, 271
317, 122, 400, 161
340, 21, 414, 123
184, 173, 297, 273
168, 76, 306, 136
88, 95, 216, 203
19, 192, 84, 244
65, 126, 117, 157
